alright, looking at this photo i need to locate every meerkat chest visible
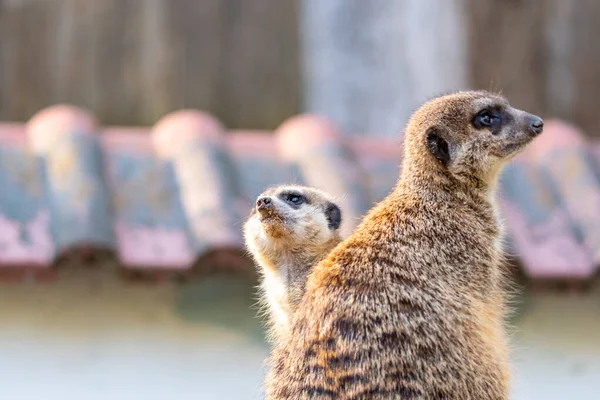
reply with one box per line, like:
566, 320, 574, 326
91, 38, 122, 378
261, 267, 291, 326
261, 256, 307, 304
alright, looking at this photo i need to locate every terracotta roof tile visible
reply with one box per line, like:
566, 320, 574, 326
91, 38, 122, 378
0, 106, 598, 283
103, 126, 194, 270
28, 106, 115, 258
0, 122, 52, 268
531, 121, 600, 265
152, 111, 245, 263
500, 157, 595, 279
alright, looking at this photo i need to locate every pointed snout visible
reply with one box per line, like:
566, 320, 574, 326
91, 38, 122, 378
256, 196, 272, 211
525, 114, 544, 136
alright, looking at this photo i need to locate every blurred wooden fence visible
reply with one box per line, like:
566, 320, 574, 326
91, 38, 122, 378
1, 0, 600, 135
0, 0, 301, 129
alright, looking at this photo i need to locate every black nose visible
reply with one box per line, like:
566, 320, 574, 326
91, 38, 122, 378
256, 196, 272, 210
527, 115, 544, 135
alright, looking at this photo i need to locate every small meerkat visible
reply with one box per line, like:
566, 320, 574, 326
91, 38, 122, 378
266, 91, 544, 399
243, 185, 342, 342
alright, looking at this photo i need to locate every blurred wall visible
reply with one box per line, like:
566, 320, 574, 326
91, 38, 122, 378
1, 0, 600, 136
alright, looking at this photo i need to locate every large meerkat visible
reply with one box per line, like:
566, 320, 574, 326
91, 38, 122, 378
244, 185, 342, 342
266, 91, 544, 399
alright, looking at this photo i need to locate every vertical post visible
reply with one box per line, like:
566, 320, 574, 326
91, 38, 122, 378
300, 0, 468, 136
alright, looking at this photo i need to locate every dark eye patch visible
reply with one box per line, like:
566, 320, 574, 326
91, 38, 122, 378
472, 105, 505, 134
279, 191, 307, 207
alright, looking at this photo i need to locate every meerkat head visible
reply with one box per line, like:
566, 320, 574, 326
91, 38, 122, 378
243, 185, 342, 265
402, 90, 543, 188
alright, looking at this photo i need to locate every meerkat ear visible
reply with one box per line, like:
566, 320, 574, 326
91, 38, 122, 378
426, 128, 451, 166
325, 203, 342, 230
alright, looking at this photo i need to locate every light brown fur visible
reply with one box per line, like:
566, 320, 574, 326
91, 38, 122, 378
244, 185, 343, 343
265, 91, 543, 399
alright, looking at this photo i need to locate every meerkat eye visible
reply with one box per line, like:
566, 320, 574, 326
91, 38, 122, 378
286, 193, 304, 205
473, 110, 500, 129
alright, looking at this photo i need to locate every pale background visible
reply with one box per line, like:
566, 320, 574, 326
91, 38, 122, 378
0, 269, 598, 400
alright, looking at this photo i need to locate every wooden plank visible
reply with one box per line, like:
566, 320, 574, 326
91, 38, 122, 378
570, 0, 600, 137
467, 0, 546, 114
215, 0, 301, 129
0, 0, 56, 120
541, 0, 577, 120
